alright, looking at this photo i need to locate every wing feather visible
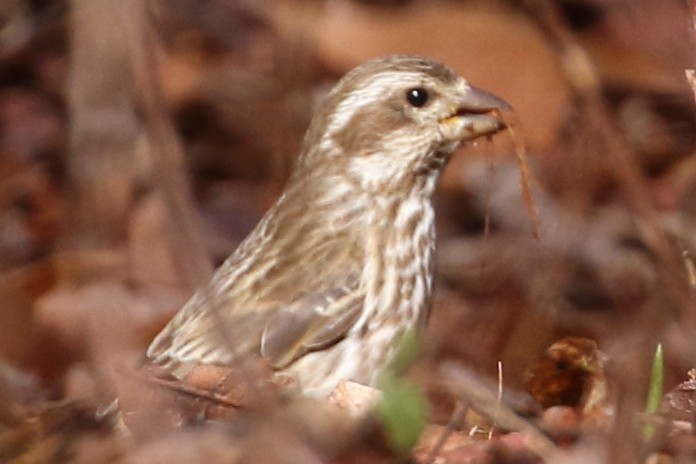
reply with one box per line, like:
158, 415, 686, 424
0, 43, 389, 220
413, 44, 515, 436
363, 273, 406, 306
147, 230, 365, 375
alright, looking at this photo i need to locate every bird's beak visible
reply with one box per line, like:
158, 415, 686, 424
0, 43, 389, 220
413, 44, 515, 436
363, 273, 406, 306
439, 85, 510, 142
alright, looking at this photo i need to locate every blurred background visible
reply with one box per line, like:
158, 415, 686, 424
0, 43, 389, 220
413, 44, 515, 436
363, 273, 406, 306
1, 0, 696, 461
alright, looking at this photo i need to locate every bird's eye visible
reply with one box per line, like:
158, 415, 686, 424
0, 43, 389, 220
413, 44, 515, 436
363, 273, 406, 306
406, 87, 429, 107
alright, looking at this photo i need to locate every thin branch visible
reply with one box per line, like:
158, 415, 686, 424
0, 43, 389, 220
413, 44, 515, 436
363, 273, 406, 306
437, 362, 559, 461
126, 0, 214, 289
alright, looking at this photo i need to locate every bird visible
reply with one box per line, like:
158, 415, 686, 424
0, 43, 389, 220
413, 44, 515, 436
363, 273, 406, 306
146, 55, 509, 398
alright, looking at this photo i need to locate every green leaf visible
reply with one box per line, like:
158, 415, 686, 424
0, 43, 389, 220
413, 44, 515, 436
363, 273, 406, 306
377, 377, 429, 455
376, 329, 427, 455
383, 329, 421, 378
643, 342, 664, 441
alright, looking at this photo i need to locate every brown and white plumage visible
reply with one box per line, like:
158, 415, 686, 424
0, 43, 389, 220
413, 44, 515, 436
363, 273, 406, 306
147, 55, 508, 397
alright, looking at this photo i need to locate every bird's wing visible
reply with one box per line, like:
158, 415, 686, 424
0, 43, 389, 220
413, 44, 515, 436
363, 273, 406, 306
147, 235, 365, 372
258, 271, 364, 368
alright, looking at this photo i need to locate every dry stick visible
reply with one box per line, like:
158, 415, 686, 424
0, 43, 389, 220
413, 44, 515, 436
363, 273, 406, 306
519, 0, 692, 461
516, 0, 672, 259
63, 0, 152, 417
425, 370, 512, 464
516, 4, 653, 461
125, 0, 213, 290
423, 400, 468, 464
504, 120, 540, 239
438, 362, 558, 461
514, 1, 691, 461
128, 1, 277, 409
686, 2, 696, 434
66, 0, 140, 250
147, 374, 247, 409
488, 360, 504, 440
683, 66, 696, 298
681, 250, 696, 296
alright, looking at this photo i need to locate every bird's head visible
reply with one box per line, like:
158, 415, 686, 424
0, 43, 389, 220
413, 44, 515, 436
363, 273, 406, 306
295, 55, 510, 195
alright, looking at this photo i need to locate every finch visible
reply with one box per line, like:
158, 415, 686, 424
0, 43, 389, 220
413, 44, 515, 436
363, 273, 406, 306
147, 55, 509, 397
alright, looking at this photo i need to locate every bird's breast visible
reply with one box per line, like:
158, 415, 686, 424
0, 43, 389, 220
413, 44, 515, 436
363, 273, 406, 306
287, 195, 437, 396
355, 194, 436, 335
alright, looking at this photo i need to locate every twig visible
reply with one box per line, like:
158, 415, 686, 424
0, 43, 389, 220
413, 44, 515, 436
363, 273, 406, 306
423, 400, 467, 464
488, 360, 503, 440
512, 2, 690, 460
437, 362, 559, 461
126, 0, 214, 289
681, 249, 696, 295
66, 0, 141, 250
685, 0, 696, 433
513, 0, 671, 261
